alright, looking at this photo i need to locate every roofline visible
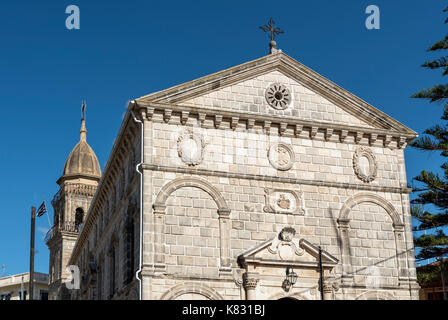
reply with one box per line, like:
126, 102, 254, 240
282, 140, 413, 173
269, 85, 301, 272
68, 103, 135, 265
136, 54, 274, 102
136, 51, 416, 136
0, 272, 49, 281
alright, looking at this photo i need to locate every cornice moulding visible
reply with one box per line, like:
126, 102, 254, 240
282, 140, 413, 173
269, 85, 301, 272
135, 102, 416, 148
140, 163, 412, 194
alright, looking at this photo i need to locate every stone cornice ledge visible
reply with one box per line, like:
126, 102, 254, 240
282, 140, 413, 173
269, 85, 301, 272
141, 164, 412, 194
135, 102, 416, 148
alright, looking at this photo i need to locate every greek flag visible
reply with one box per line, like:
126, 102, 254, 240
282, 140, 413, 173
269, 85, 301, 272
36, 201, 47, 217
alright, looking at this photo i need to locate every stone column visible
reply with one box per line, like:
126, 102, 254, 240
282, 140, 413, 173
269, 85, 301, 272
153, 204, 166, 271
393, 223, 408, 287
337, 218, 353, 286
400, 193, 420, 298
218, 208, 231, 271
322, 279, 336, 300
243, 272, 259, 300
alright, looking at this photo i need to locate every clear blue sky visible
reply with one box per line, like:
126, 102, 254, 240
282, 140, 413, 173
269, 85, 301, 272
0, 0, 446, 276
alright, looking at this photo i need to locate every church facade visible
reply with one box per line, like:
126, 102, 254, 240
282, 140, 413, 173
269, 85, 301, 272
47, 50, 420, 300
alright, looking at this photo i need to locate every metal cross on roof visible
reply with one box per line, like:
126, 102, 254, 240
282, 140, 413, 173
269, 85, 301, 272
259, 18, 284, 42
81, 101, 86, 121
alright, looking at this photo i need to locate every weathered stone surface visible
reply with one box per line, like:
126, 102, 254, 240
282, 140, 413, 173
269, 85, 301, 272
53, 51, 419, 301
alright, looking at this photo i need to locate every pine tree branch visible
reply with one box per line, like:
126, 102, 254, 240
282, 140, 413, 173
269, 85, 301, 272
412, 208, 448, 230
409, 136, 443, 151
413, 170, 448, 192
415, 246, 448, 261
412, 190, 448, 208
422, 56, 448, 70
423, 124, 448, 139
412, 85, 448, 103
414, 232, 448, 247
411, 5, 448, 265
417, 260, 448, 287
428, 36, 448, 51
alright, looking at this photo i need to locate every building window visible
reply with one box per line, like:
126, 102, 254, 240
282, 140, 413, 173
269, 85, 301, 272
75, 208, 84, 231
123, 206, 135, 285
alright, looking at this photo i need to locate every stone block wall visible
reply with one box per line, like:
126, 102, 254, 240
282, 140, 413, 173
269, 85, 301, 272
179, 70, 374, 128
139, 94, 418, 299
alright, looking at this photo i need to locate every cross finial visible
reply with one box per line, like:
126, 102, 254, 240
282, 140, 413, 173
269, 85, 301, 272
259, 18, 284, 54
81, 101, 86, 121
80, 101, 87, 142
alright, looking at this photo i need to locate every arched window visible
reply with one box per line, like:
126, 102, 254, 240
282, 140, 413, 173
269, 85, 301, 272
75, 208, 84, 231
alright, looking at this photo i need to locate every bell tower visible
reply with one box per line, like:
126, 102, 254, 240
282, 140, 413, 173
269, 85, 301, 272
46, 103, 101, 300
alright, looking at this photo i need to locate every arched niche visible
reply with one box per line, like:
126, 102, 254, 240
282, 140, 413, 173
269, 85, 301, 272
152, 177, 231, 271
355, 290, 396, 300
160, 283, 224, 300
337, 193, 406, 288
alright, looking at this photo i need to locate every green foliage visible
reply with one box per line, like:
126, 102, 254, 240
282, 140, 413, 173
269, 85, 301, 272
411, 5, 448, 262
417, 259, 448, 287
412, 205, 448, 231
412, 85, 448, 103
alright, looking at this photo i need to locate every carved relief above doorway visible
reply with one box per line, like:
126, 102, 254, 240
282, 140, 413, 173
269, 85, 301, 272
237, 227, 339, 300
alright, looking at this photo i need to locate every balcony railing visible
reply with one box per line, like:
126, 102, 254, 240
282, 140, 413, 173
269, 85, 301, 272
45, 221, 81, 242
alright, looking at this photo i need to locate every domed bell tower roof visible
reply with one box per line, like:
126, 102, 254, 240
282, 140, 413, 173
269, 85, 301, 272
57, 105, 101, 185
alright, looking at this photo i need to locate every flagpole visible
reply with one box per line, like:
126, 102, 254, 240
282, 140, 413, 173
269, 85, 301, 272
45, 210, 52, 229
29, 206, 36, 301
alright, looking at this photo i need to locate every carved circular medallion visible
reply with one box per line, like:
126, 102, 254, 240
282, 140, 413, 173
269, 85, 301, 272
353, 147, 377, 183
265, 83, 291, 110
268, 143, 294, 171
177, 129, 205, 166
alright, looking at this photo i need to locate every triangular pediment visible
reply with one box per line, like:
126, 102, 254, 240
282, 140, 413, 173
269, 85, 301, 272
237, 231, 338, 269
136, 52, 416, 135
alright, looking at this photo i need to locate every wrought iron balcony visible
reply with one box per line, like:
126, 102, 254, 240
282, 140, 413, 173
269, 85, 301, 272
45, 221, 81, 242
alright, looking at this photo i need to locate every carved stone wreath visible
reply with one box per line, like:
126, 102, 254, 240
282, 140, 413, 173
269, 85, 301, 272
353, 147, 377, 183
177, 129, 205, 166
268, 143, 294, 171
265, 83, 292, 110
